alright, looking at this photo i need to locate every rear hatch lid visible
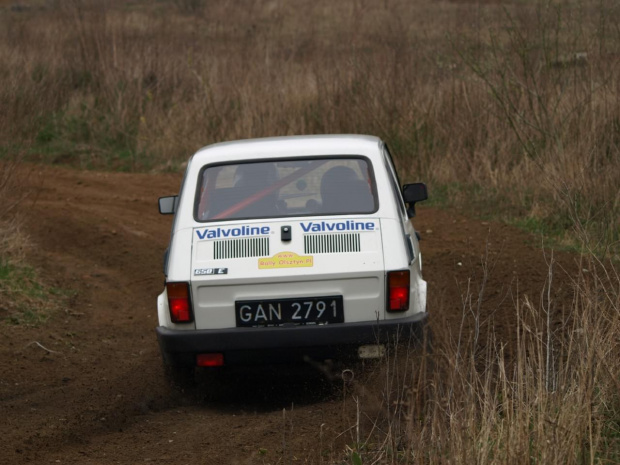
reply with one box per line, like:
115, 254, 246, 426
190, 218, 384, 329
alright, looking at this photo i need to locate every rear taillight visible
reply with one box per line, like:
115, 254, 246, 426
166, 282, 193, 323
387, 270, 410, 312
197, 353, 224, 367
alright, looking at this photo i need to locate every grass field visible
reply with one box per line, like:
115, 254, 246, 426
2, 0, 619, 252
1, 0, 619, 463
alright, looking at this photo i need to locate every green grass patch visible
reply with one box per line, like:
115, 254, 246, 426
0, 260, 73, 327
26, 110, 154, 172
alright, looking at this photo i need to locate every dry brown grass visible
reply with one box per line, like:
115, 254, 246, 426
343, 254, 619, 464
0, 156, 28, 262
1, 0, 618, 251
419, 259, 619, 463
0, 155, 47, 325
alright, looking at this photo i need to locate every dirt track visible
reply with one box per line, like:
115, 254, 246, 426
0, 166, 577, 464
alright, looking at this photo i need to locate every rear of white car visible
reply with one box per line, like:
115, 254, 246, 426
156, 135, 427, 374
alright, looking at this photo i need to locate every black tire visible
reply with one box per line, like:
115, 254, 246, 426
164, 362, 196, 391
161, 354, 196, 391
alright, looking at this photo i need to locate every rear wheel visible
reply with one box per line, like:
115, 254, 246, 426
164, 363, 195, 389
161, 352, 196, 391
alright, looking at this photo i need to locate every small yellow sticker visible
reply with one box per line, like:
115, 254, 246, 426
258, 251, 314, 269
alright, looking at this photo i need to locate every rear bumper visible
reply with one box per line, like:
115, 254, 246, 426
156, 312, 428, 366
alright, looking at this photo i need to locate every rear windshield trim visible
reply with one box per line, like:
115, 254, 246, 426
193, 155, 379, 223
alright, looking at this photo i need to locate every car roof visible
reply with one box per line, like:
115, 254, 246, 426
190, 135, 383, 165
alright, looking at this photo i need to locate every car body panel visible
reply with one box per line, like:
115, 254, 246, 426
190, 217, 385, 329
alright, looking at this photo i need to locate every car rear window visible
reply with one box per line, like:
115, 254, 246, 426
195, 157, 377, 221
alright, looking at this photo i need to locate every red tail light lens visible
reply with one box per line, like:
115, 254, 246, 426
387, 270, 410, 312
166, 282, 193, 323
197, 353, 224, 367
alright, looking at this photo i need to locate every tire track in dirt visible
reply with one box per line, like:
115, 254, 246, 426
0, 165, 578, 464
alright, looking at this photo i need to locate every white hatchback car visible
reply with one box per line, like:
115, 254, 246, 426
157, 135, 428, 381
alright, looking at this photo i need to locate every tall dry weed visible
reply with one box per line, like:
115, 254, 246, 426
0, 156, 29, 263
343, 251, 619, 464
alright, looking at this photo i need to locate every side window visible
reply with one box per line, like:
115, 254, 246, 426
382, 146, 407, 218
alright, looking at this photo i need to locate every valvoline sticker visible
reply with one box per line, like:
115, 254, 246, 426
196, 225, 270, 240
300, 220, 375, 232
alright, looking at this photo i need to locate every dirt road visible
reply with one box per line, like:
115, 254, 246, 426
0, 166, 576, 464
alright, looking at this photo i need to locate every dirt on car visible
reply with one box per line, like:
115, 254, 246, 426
0, 165, 579, 464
